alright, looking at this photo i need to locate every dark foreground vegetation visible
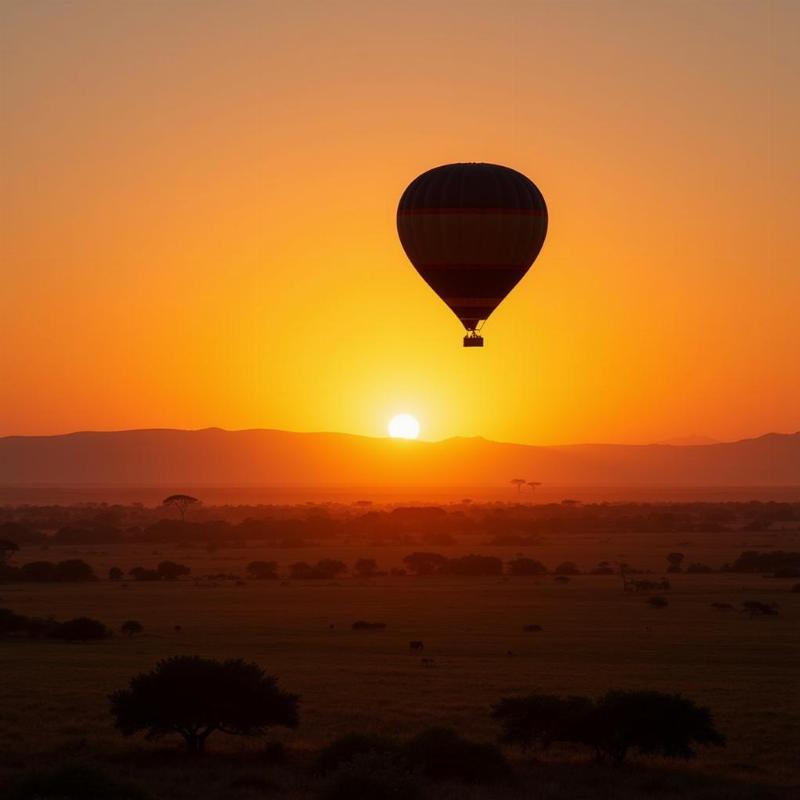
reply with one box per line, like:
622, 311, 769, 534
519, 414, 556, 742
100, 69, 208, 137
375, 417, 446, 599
1, 499, 797, 798
0, 653, 737, 800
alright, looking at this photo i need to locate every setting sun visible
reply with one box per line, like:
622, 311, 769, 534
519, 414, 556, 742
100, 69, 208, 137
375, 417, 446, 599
388, 413, 420, 440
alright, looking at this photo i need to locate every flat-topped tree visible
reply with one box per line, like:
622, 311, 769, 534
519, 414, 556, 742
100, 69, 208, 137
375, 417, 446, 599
162, 494, 199, 522
511, 479, 526, 494
109, 656, 299, 754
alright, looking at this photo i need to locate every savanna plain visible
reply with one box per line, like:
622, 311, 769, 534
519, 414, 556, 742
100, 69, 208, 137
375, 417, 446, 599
1, 500, 798, 799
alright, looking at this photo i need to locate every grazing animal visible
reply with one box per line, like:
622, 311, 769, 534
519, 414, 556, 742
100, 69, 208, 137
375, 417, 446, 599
421, 657, 435, 667
409, 640, 424, 652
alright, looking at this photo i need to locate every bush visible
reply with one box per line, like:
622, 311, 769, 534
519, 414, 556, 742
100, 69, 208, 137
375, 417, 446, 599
741, 600, 779, 616
648, 595, 669, 608
49, 617, 112, 642
109, 656, 299, 753
121, 620, 144, 638
522, 624, 543, 632
686, 563, 713, 574
401, 727, 511, 784
314, 732, 399, 775
320, 752, 427, 800
109, 566, 124, 581
5, 762, 151, 800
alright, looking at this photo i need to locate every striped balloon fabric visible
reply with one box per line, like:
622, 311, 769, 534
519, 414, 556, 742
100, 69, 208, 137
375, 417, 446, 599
397, 163, 547, 346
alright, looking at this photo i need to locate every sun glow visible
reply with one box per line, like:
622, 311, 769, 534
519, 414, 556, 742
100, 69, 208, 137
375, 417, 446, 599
388, 413, 420, 440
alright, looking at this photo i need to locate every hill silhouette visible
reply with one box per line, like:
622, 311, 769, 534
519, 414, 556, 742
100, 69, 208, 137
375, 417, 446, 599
0, 428, 798, 487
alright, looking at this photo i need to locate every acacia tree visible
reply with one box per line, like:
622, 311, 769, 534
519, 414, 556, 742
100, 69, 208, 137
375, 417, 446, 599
109, 656, 299, 754
527, 481, 542, 495
492, 690, 724, 765
510, 479, 526, 494
162, 495, 200, 522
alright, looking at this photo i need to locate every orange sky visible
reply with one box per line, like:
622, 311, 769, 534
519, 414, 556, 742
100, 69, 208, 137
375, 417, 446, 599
1, 1, 797, 445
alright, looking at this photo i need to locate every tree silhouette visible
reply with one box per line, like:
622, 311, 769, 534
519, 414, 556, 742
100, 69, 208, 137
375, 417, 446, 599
162, 495, 199, 522
527, 481, 542, 495
109, 656, 299, 754
511, 479, 526, 494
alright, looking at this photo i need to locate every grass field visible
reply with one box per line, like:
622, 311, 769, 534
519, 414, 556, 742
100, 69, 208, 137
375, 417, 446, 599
1, 531, 798, 798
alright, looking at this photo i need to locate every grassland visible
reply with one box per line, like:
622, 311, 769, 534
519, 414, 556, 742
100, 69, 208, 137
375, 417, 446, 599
1, 528, 798, 799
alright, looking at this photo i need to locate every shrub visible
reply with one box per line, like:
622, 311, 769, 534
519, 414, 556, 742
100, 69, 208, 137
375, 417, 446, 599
320, 752, 427, 800
648, 595, 669, 608
314, 732, 399, 775
522, 624, 543, 632
401, 727, 511, 784
5, 762, 151, 800
121, 620, 144, 638
108, 566, 124, 581
109, 656, 299, 753
741, 600, 779, 616
49, 617, 112, 642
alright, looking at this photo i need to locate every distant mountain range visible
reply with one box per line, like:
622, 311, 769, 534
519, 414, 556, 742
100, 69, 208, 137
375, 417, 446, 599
0, 428, 798, 487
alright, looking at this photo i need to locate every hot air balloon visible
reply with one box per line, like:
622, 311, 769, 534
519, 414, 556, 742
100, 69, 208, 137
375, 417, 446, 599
396, 163, 547, 347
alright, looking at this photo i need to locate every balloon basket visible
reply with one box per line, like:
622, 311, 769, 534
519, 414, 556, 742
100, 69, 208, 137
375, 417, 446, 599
463, 334, 484, 348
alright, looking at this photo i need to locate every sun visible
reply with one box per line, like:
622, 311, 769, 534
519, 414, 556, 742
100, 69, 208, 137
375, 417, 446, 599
388, 413, 420, 440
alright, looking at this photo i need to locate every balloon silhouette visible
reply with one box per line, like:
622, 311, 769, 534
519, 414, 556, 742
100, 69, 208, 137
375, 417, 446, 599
397, 163, 547, 346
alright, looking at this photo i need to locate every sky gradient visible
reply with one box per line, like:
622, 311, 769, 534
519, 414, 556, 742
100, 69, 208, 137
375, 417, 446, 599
1, 1, 797, 445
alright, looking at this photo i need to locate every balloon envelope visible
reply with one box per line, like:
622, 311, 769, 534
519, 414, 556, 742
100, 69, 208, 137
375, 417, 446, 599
397, 163, 547, 337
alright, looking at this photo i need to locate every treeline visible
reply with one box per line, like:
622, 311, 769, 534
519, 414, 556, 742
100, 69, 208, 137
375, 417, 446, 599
0, 608, 111, 641
2, 500, 799, 549
0, 653, 728, 800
